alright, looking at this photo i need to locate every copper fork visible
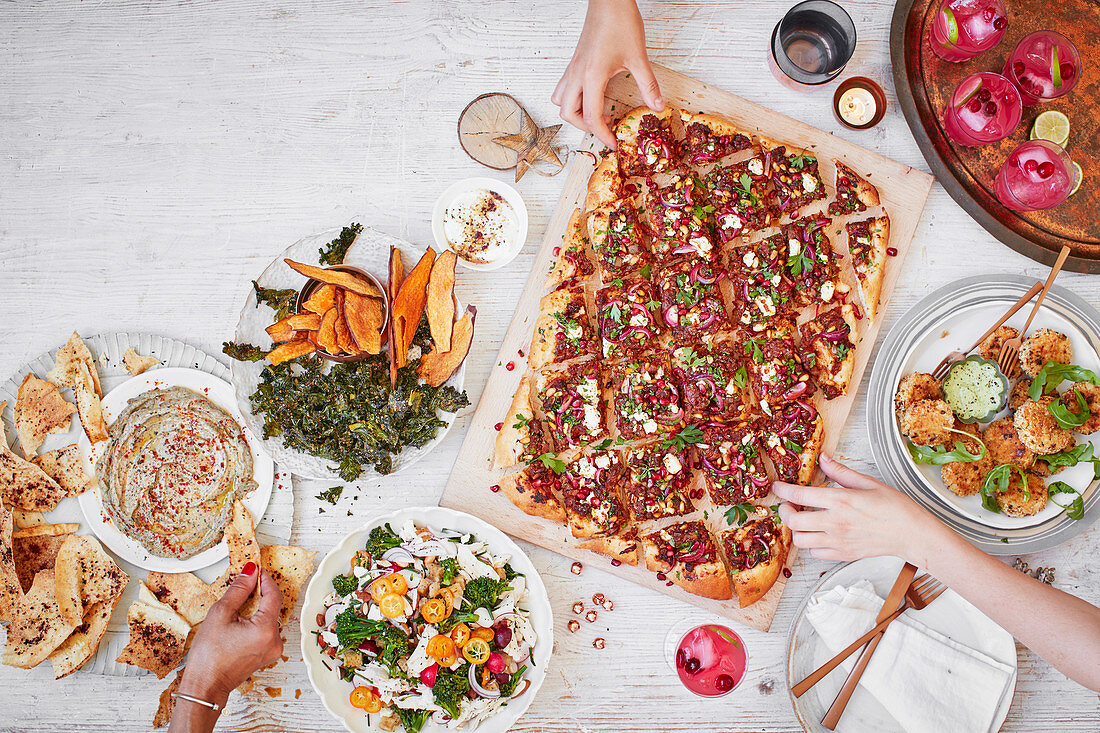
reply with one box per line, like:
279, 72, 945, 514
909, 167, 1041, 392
997, 245, 1071, 377
929, 281, 1043, 381
819, 575, 947, 730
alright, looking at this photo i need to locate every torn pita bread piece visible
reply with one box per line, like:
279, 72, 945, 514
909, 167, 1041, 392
145, 571, 219, 627
2, 570, 77, 668
260, 544, 317, 625
54, 533, 128, 626
123, 347, 160, 376
11, 507, 45, 528
0, 406, 66, 512
12, 523, 77, 593
154, 669, 185, 728
115, 585, 191, 678
32, 444, 93, 497
14, 374, 77, 459
46, 331, 102, 397
48, 593, 122, 678
72, 360, 109, 444
225, 500, 261, 579
0, 503, 23, 621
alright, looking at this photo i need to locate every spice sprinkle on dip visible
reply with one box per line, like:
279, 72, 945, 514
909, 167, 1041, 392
95, 386, 256, 559
441, 187, 522, 265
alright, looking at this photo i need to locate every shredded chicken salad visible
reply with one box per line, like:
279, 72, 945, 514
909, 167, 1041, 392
314, 521, 537, 732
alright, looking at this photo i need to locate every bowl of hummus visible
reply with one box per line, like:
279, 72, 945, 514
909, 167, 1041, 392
77, 368, 274, 572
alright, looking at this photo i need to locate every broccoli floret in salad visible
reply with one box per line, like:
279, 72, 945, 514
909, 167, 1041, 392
498, 665, 528, 697
432, 664, 471, 719
375, 625, 412, 676
394, 708, 431, 733
366, 523, 402, 558
439, 557, 460, 585
463, 576, 509, 611
334, 607, 385, 650
331, 573, 358, 596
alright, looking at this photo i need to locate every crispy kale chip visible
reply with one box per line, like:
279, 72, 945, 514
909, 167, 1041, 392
318, 223, 363, 266
222, 341, 269, 362
252, 280, 298, 320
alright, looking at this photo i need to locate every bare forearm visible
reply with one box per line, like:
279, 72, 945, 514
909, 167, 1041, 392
913, 523, 1100, 691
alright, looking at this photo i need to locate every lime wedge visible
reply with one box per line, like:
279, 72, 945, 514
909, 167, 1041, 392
1030, 110, 1071, 147
944, 8, 960, 44
1070, 162, 1082, 196
955, 78, 983, 108
1052, 45, 1062, 89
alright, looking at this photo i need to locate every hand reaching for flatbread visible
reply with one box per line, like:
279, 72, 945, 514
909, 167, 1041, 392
169, 564, 284, 732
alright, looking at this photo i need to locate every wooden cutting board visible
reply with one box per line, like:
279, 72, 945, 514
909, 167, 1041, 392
440, 65, 933, 632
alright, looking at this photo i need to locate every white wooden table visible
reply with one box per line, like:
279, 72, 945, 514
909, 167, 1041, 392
1, 1, 1097, 730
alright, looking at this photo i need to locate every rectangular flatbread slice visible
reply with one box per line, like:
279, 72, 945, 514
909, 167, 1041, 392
758, 403, 824, 486
584, 152, 623, 212
620, 443, 694, 521
560, 449, 628, 538
614, 105, 676, 177
496, 462, 567, 523
493, 371, 549, 469
677, 111, 753, 165
587, 197, 650, 279
847, 215, 890, 321
545, 208, 596, 293
644, 174, 715, 264
535, 360, 606, 450
594, 278, 663, 361
695, 421, 770, 505
799, 304, 859, 400
641, 520, 732, 600
578, 527, 639, 566
609, 355, 683, 441
529, 287, 597, 370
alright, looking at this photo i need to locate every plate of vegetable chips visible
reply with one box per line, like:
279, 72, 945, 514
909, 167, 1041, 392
226, 222, 473, 481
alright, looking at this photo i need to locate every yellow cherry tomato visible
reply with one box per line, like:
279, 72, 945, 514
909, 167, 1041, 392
349, 686, 375, 710
378, 593, 405, 619
462, 637, 491, 665
421, 598, 448, 624
426, 634, 456, 662
449, 623, 471, 647
470, 626, 495, 644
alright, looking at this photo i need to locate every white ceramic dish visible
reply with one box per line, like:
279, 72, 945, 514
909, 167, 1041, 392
300, 506, 554, 733
231, 223, 466, 481
430, 177, 528, 271
786, 556, 1017, 733
77, 367, 275, 573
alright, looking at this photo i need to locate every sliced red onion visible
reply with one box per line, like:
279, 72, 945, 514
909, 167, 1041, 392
381, 548, 416, 566
663, 305, 680, 326
818, 329, 849, 342
749, 474, 770, 489
693, 312, 718, 330
672, 242, 698, 254
796, 399, 817, 419
781, 382, 809, 402
469, 663, 502, 699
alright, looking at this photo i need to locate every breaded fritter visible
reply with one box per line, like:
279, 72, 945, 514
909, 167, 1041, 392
899, 399, 954, 446
1015, 398, 1075, 455
979, 326, 1021, 378
982, 417, 1035, 469
895, 373, 942, 415
1018, 328, 1072, 377
1008, 378, 1032, 411
1059, 381, 1100, 434
995, 472, 1048, 517
942, 449, 993, 497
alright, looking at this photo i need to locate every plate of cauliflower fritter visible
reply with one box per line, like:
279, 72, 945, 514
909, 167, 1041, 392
868, 276, 1100, 551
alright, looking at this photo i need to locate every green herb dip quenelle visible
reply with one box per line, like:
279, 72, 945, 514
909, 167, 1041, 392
943, 356, 1009, 422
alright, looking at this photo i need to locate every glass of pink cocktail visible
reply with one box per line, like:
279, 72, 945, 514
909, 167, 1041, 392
668, 623, 748, 697
1003, 31, 1081, 106
994, 139, 1075, 211
929, 0, 1008, 62
942, 72, 1022, 146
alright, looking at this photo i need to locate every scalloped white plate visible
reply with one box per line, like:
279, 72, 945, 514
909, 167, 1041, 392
300, 507, 553, 733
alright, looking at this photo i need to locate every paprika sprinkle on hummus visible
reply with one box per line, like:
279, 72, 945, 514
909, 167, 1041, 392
95, 386, 256, 559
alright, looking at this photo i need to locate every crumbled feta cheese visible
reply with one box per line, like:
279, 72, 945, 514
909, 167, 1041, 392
788, 239, 802, 256
578, 458, 597, 479
689, 235, 712, 253
583, 404, 601, 430
595, 453, 611, 468
742, 251, 759, 268
663, 452, 683, 473
643, 419, 658, 434
748, 158, 764, 175
722, 213, 743, 231
820, 281, 835, 301
802, 172, 818, 193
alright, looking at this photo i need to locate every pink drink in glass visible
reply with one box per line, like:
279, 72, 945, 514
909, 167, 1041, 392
674, 624, 747, 697
929, 0, 1008, 62
942, 72, 1022, 146
1003, 31, 1080, 105
994, 140, 1074, 211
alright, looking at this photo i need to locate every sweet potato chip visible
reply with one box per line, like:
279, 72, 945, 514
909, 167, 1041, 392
345, 292, 384, 355
387, 246, 405, 387
418, 306, 476, 387
266, 313, 321, 344
317, 308, 340, 354
427, 250, 458, 352
284, 260, 383, 298
393, 248, 437, 357
334, 293, 358, 355
267, 338, 315, 367
302, 283, 338, 314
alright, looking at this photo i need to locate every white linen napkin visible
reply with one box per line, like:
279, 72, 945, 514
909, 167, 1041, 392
805, 580, 1015, 733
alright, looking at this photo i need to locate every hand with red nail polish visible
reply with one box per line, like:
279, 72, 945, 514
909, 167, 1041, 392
171, 567, 284, 732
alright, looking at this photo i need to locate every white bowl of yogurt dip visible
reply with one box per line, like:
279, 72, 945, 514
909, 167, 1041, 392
431, 177, 528, 271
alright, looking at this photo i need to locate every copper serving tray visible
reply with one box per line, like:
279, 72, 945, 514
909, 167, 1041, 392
892, 0, 1100, 273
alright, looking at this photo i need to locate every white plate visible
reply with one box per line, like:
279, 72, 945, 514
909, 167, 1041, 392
300, 507, 554, 733
77, 367, 274, 573
231, 222, 467, 481
867, 275, 1100, 554
786, 556, 1017, 733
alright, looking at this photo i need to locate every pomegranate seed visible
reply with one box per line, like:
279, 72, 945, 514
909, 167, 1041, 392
494, 422, 503, 431
1061, 63, 1076, 80
993, 16, 1006, 30
656, 572, 667, 581
1013, 61, 1025, 77
585, 610, 598, 623
553, 246, 561, 256
684, 657, 701, 674
572, 601, 584, 614
506, 361, 515, 371
984, 101, 997, 115
490, 484, 500, 493
1037, 161, 1055, 179
1024, 158, 1038, 173
518, 349, 525, 357
567, 619, 580, 632
783, 567, 792, 578
571, 562, 583, 575
666, 580, 674, 586
604, 599, 614, 611
610, 559, 622, 567
592, 593, 606, 605
593, 637, 606, 649
977, 89, 991, 103
886, 247, 898, 257
715, 673, 735, 692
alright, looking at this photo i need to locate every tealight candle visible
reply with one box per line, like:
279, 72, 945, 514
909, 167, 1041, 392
833, 77, 887, 130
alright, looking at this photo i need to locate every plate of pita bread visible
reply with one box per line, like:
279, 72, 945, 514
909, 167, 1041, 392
0, 331, 316, 729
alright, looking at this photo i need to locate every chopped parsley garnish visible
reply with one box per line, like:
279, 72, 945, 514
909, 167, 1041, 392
660, 424, 704, 451
724, 502, 755, 526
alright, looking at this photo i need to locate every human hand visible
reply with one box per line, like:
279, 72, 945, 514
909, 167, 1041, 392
772, 454, 949, 565
177, 563, 284, 706
552, 0, 662, 149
